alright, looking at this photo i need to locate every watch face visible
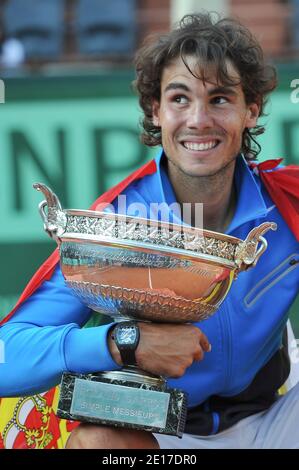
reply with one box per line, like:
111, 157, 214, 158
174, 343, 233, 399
116, 326, 137, 345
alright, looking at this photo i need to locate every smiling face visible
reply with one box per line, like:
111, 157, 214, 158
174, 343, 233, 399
152, 56, 259, 182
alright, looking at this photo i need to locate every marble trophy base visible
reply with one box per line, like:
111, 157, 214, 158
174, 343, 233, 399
57, 370, 188, 437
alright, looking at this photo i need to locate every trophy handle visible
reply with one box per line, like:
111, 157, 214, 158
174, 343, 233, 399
235, 222, 277, 272
33, 182, 67, 241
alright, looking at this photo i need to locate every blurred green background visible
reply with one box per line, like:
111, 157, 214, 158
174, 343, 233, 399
0, 64, 298, 333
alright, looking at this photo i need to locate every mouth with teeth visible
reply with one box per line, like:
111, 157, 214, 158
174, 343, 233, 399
182, 140, 220, 152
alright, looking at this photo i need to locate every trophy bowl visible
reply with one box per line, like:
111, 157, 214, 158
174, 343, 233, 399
34, 183, 276, 324
34, 182, 277, 437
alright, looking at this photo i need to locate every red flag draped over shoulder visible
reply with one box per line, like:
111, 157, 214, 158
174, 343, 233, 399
250, 159, 299, 241
0, 159, 156, 449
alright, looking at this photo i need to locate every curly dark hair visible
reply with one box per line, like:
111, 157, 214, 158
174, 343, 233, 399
133, 12, 277, 160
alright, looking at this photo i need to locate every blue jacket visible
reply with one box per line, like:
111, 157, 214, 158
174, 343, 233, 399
1, 151, 298, 434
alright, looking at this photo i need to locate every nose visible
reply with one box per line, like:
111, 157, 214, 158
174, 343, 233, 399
186, 102, 214, 129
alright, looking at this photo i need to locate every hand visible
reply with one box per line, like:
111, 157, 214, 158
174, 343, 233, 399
108, 322, 211, 378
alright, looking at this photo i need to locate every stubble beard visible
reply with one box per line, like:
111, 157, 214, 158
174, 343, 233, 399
167, 150, 239, 197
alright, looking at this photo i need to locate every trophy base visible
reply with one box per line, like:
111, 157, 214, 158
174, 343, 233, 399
56, 369, 188, 437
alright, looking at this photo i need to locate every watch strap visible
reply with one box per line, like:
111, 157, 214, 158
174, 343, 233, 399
119, 348, 138, 366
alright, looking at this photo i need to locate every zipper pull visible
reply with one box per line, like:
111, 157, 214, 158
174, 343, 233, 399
289, 259, 299, 266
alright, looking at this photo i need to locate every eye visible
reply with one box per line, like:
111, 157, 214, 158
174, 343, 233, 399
172, 94, 189, 104
211, 96, 229, 105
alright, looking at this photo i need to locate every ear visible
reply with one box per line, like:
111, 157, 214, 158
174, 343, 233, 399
152, 99, 160, 127
245, 103, 260, 129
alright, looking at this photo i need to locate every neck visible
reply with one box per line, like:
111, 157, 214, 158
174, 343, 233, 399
167, 160, 237, 233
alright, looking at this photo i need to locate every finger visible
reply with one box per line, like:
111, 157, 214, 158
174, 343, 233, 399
193, 346, 204, 362
199, 331, 212, 352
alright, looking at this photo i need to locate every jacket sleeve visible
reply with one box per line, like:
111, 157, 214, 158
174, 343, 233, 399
0, 265, 120, 397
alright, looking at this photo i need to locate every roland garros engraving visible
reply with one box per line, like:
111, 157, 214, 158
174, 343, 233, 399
65, 214, 237, 261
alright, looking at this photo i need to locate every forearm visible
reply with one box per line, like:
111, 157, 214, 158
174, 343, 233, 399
0, 321, 120, 397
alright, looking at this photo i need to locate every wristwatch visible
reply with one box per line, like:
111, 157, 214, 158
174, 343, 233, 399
112, 321, 140, 366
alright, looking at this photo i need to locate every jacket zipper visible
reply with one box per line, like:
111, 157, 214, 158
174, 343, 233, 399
244, 254, 299, 308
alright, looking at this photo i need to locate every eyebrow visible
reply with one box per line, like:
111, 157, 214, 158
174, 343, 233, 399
209, 86, 238, 97
164, 82, 190, 93
164, 82, 238, 97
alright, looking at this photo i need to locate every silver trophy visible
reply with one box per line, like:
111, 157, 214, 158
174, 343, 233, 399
34, 182, 276, 437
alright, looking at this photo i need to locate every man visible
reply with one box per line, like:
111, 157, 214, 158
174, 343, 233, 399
0, 13, 299, 449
